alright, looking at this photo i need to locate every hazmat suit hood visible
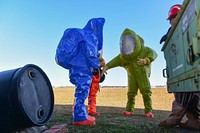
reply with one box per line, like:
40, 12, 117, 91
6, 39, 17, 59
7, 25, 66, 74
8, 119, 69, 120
83, 17, 105, 57
55, 17, 105, 69
120, 28, 144, 60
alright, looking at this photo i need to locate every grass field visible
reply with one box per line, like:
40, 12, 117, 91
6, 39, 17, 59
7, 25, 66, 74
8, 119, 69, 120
46, 87, 197, 133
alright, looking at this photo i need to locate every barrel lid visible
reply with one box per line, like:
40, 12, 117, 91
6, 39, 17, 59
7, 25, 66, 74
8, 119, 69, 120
14, 64, 54, 125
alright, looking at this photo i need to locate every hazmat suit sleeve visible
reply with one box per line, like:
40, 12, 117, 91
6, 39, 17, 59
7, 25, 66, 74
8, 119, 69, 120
106, 54, 121, 69
144, 47, 158, 63
82, 41, 100, 69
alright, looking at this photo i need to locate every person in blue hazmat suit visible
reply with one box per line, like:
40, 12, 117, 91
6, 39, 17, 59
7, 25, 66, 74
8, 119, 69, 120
55, 17, 105, 126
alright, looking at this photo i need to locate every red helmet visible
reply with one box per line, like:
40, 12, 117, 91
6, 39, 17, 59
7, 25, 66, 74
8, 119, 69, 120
167, 4, 182, 20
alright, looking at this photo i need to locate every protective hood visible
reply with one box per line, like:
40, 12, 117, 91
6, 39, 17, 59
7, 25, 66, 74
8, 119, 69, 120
120, 28, 144, 59
55, 17, 105, 70
83, 17, 105, 52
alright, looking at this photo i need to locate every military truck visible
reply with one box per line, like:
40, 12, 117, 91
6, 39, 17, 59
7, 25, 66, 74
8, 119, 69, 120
162, 0, 200, 92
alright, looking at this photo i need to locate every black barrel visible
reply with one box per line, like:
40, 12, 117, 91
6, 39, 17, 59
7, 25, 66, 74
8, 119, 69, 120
0, 64, 54, 133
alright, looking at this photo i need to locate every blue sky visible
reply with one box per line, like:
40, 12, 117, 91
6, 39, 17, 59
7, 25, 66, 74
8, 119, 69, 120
0, 0, 183, 87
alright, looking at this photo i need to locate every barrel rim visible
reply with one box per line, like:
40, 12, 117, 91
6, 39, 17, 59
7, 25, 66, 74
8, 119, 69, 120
10, 64, 54, 126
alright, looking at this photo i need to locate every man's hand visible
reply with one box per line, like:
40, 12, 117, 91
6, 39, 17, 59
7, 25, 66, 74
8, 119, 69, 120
160, 34, 167, 44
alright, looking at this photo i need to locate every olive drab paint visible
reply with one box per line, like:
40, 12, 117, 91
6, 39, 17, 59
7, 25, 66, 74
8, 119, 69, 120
162, 0, 200, 92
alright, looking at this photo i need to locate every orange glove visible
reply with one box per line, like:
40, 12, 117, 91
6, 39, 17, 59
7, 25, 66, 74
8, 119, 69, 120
101, 65, 108, 77
99, 57, 105, 67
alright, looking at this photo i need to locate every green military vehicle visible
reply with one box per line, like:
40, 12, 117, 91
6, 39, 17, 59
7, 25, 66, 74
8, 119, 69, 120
162, 0, 200, 92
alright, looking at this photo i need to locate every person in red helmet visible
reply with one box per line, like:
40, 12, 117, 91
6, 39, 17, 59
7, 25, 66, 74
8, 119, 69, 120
159, 4, 200, 130
160, 4, 181, 44
88, 57, 106, 116
167, 4, 182, 20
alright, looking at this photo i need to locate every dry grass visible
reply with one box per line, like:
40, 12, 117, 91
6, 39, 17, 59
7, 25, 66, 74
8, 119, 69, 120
47, 87, 200, 133
53, 87, 174, 111
46, 87, 184, 133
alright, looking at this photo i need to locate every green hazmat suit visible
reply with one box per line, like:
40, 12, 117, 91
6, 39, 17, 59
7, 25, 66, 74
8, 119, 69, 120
105, 28, 158, 113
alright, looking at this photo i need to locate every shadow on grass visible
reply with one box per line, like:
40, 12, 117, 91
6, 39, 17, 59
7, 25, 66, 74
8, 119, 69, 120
46, 105, 200, 133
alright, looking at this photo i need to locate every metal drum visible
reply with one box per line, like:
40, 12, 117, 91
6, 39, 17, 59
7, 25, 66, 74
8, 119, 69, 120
0, 64, 54, 132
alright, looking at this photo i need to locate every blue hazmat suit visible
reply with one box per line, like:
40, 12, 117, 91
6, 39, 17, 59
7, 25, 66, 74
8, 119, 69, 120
55, 18, 105, 122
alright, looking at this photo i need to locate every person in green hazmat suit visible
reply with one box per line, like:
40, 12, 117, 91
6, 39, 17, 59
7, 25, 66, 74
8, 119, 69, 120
102, 28, 157, 118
